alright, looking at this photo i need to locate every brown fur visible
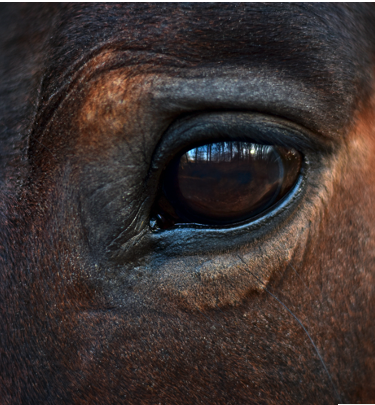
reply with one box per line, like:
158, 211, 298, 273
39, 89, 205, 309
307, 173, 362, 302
0, 4, 375, 404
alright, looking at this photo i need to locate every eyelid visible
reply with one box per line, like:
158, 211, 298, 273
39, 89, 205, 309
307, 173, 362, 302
107, 111, 323, 264
143, 111, 311, 235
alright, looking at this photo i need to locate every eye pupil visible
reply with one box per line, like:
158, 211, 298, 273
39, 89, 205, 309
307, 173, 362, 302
153, 141, 302, 228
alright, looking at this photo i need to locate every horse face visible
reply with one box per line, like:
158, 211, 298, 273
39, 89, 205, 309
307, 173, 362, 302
1, 4, 375, 404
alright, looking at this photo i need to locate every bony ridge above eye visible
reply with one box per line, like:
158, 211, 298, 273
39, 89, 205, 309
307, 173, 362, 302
151, 139, 302, 230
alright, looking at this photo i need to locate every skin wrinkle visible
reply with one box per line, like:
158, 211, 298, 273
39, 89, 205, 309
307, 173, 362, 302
33, 61, 358, 156
1, 3, 375, 404
41, 4, 371, 97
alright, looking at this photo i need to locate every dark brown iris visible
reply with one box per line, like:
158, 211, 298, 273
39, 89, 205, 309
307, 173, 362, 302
152, 141, 302, 229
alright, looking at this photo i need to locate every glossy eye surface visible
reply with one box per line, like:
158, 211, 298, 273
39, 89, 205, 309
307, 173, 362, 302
152, 141, 302, 229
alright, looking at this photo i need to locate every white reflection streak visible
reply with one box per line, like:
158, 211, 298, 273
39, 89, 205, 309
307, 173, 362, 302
184, 142, 276, 162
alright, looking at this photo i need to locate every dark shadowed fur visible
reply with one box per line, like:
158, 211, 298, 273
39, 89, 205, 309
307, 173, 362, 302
1, 3, 375, 404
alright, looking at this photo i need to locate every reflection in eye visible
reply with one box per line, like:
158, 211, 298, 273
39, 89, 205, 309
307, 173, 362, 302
151, 141, 302, 229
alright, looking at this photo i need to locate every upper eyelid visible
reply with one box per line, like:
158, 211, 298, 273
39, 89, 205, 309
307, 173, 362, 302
148, 72, 346, 141
31, 64, 341, 167
150, 111, 333, 177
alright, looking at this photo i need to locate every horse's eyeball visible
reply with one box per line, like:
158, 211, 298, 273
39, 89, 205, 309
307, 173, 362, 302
152, 141, 302, 229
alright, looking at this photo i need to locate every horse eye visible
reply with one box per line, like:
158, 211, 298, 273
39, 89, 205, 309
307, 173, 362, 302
151, 141, 302, 229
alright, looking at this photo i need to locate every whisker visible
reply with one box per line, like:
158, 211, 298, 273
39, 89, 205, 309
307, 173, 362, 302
29, 134, 56, 161
237, 254, 342, 403
289, 263, 311, 293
